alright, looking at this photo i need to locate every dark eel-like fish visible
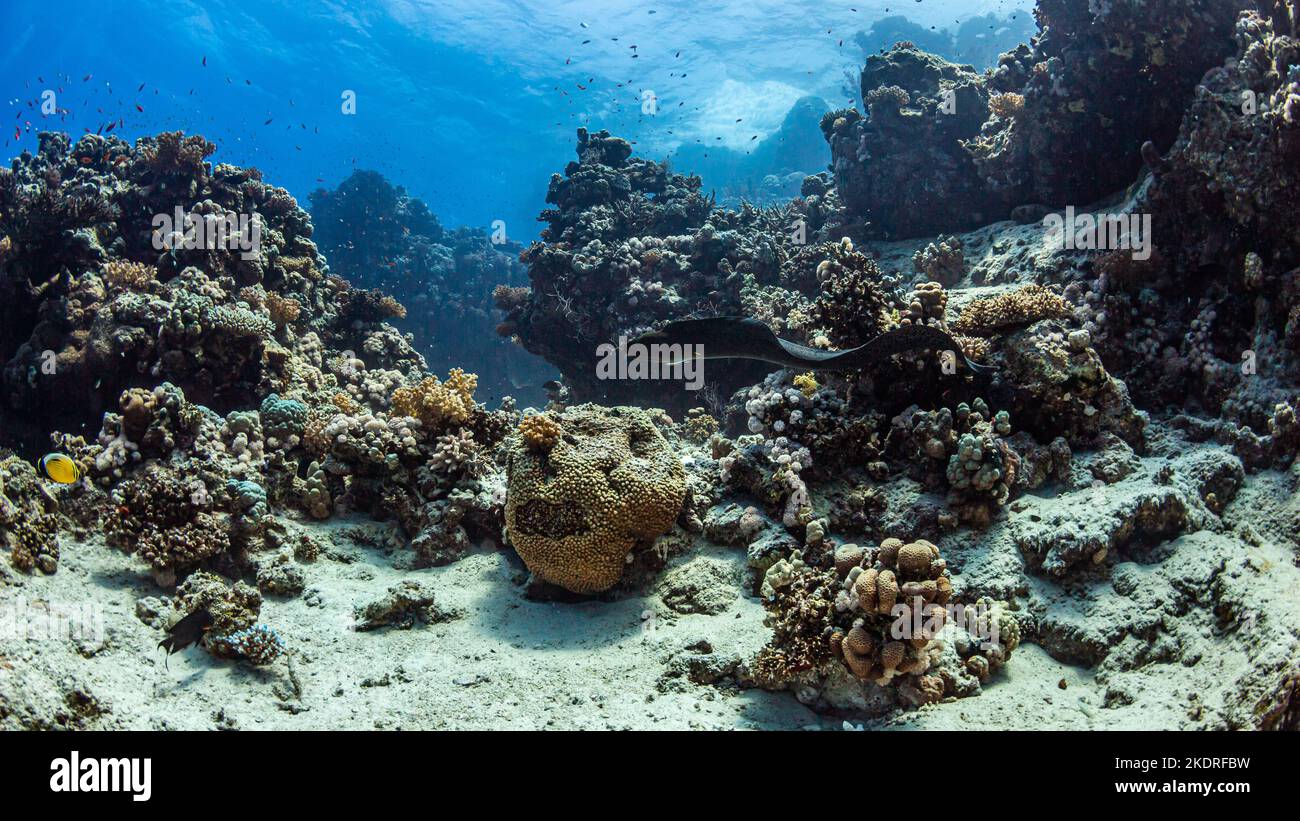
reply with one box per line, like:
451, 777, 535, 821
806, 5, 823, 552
632, 317, 994, 374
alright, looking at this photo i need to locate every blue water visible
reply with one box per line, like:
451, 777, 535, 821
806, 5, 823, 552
3, 0, 1031, 241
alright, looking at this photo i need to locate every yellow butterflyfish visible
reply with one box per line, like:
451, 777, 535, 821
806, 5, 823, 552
38, 453, 82, 484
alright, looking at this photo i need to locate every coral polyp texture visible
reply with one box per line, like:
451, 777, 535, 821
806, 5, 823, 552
504, 405, 686, 593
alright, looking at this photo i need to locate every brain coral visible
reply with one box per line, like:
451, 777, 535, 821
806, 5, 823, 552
504, 404, 686, 593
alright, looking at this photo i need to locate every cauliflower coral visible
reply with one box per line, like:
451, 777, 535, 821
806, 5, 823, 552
390, 368, 478, 430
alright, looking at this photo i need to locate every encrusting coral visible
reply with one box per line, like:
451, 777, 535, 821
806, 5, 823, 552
952, 284, 1070, 335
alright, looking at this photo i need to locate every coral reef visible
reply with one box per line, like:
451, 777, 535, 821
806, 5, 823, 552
805, 239, 891, 348
824, 4, 1242, 239
1062, 7, 1300, 436
822, 46, 991, 237
105, 464, 233, 575
308, 170, 553, 398
0, 131, 362, 436
969, 0, 1242, 208
168, 569, 263, 651
496, 127, 866, 410
0, 130, 530, 620
7, 6, 1300, 733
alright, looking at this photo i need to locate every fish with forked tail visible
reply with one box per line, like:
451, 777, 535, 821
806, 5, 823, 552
158, 608, 213, 666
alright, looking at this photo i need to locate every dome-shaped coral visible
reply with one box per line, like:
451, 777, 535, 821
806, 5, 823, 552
504, 404, 686, 593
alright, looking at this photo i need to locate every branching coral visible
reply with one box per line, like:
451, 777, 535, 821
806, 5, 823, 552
903, 281, 949, 326
987, 92, 1025, 120
208, 624, 285, 665
429, 429, 483, 476
391, 369, 478, 430
265, 292, 303, 326
806, 238, 893, 348
912, 236, 966, 286
518, 413, 562, 451
0, 455, 61, 573
101, 260, 156, 292
105, 464, 231, 573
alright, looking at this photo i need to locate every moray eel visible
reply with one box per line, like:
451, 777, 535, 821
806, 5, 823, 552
632, 317, 994, 374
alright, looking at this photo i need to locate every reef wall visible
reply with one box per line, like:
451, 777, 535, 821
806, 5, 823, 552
308, 170, 555, 404
822, 0, 1246, 239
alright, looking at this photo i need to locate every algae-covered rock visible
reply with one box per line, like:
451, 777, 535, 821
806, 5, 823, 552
0, 454, 60, 573
1002, 323, 1146, 448
657, 556, 740, 615
504, 404, 686, 594
1009, 483, 1191, 577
